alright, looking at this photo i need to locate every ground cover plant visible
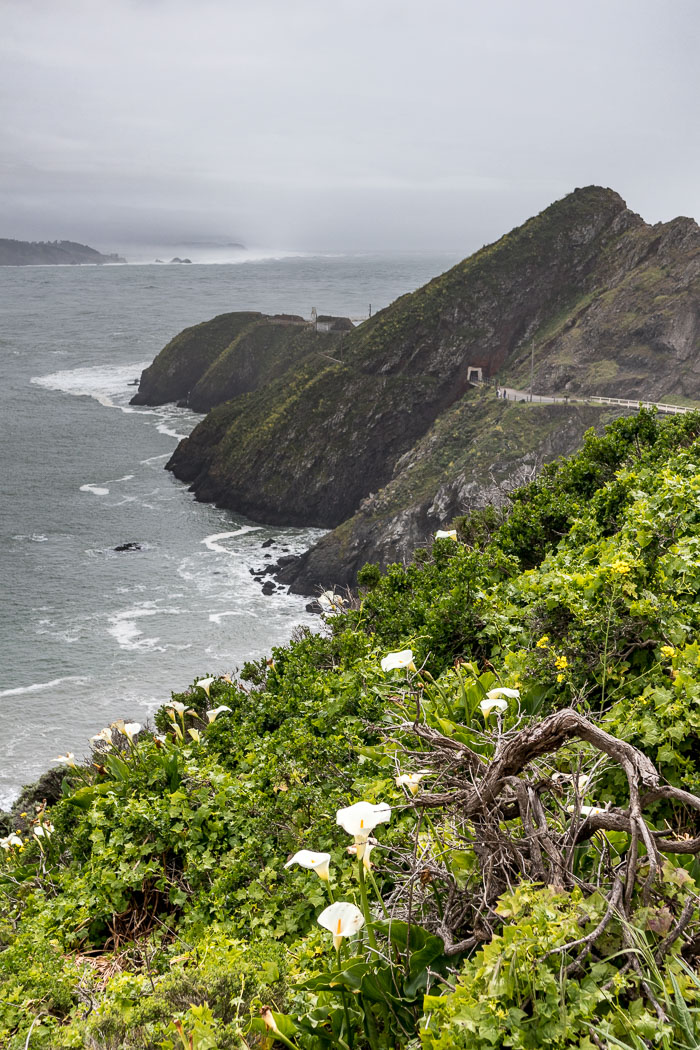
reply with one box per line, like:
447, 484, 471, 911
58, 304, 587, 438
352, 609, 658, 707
4, 410, 700, 1047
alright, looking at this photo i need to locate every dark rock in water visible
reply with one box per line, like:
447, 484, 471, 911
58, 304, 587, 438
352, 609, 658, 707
305, 602, 318, 613
261, 538, 274, 548
264, 553, 272, 559
261, 580, 276, 595
114, 542, 142, 552
275, 555, 297, 569
170, 257, 192, 264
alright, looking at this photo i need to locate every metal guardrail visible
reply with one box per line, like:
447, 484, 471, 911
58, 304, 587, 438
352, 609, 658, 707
582, 395, 692, 415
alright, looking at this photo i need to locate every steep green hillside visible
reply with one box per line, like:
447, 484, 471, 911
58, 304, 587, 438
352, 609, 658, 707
5, 411, 700, 1048
131, 312, 264, 406
188, 324, 339, 412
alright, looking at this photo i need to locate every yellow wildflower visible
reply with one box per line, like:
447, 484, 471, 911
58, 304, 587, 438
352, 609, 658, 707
660, 645, 675, 659
557, 673, 565, 684
536, 635, 550, 649
611, 559, 631, 575
555, 655, 568, 670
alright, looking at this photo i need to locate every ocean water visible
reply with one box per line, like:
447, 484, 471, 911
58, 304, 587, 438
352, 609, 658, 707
0, 251, 461, 807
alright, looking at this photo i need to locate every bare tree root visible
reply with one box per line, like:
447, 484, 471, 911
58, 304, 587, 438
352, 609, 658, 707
383, 706, 700, 1002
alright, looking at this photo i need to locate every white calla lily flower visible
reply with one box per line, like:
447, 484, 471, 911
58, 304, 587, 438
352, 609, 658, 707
90, 727, 113, 746
318, 901, 365, 951
55, 752, 77, 768
435, 529, 458, 540
0, 833, 22, 849
122, 722, 142, 742
568, 804, 605, 818
206, 705, 232, 723
336, 801, 391, 851
33, 822, 54, 839
479, 696, 509, 718
380, 649, 416, 673
485, 687, 520, 700
318, 590, 347, 613
395, 770, 432, 795
167, 701, 190, 715
284, 849, 331, 882
196, 677, 216, 697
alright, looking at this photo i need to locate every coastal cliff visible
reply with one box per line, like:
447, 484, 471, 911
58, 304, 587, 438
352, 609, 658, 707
131, 186, 700, 590
0, 239, 125, 265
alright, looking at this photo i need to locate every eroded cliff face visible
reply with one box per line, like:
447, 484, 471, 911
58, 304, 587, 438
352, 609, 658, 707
278, 393, 624, 592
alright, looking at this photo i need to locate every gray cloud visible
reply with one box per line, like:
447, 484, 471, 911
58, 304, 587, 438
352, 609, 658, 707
1, 0, 698, 252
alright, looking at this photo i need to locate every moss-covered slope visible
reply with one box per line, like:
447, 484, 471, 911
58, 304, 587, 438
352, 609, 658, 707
130, 311, 264, 406
188, 323, 343, 412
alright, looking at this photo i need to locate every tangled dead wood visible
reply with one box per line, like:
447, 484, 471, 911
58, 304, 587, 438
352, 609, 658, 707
385, 708, 700, 978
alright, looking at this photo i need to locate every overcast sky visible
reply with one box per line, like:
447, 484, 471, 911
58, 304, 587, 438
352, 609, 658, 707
1, 0, 698, 252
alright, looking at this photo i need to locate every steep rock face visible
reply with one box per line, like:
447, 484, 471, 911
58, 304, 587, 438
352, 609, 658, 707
504, 216, 700, 400
168, 187, 643, 528
279, 392, 624, 591
130, 312, 264, 406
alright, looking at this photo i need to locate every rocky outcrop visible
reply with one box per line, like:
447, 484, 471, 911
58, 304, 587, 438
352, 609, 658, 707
133, 186, 699, 591
0, 239, 125, 265
278, 394, 625, 591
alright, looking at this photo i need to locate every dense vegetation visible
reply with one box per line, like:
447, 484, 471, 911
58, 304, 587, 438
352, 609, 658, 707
5, 409, 700, 1047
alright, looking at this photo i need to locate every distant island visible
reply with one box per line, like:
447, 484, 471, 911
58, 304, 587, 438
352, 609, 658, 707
0, 239, 126, 266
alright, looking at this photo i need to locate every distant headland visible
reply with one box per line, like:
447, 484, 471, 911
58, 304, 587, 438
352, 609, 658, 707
0, 239, 126, 266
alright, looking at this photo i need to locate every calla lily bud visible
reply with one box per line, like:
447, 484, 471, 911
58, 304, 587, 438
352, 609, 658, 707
261, 1008, 279, 1032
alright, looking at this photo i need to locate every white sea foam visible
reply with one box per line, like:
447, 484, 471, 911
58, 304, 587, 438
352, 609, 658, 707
80, 484, 110, 496
141, 453, 170, 465
156, 421, 188, 439
31, 363, 150, 410
0, 676, 90, 699
107, 606, 185, 652
209, 610, 249, 624
202, 527, 262, 553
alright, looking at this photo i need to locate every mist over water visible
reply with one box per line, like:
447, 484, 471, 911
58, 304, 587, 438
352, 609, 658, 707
0, 251, 461, 807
